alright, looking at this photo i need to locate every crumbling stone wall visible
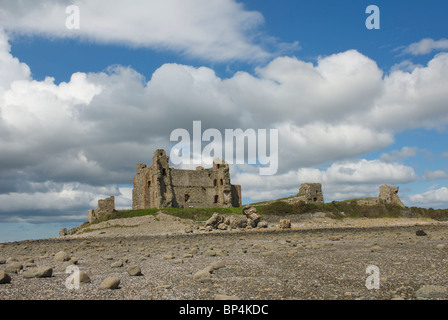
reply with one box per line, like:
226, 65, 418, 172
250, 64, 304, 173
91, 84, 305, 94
132, 149, 241, 209
297, 183, 324, 204
88, 196, 115, 223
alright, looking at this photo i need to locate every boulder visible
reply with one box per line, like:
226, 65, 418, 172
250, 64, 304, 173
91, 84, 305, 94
224, 215, 247, 229
54, 251, 70, 262
99, 277, 120, 290
5, 262, 23, 274
127, 265, 143, 276
243, 205, 261, 226
0, 271, 11, 284
205, 213, 224, 229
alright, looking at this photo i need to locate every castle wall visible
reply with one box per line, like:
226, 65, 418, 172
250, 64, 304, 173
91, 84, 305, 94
132, 149, 241, 209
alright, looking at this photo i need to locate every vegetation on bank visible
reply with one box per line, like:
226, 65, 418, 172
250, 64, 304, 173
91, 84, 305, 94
79, 200, 448, 229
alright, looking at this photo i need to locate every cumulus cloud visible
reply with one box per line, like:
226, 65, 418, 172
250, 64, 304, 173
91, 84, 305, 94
408, 187, 448, 208
0, 0, 274, 62
234, 159, 417, 202
1, 29, 448, 222
402, 38, 448, 55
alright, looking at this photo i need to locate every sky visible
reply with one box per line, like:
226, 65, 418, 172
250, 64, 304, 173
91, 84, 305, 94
0, 0, 447, 242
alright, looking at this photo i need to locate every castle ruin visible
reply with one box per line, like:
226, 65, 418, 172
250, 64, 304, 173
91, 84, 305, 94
132, 149, 241, 209
88, 196, 115, 223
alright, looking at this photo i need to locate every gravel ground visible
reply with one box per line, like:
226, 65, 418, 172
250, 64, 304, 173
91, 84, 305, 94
1, 215, 447, 300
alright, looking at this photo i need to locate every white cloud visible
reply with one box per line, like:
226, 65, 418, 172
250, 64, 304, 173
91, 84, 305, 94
423, 170, 448, 180
403, 38, 448, 55
408, 187, 448, 208
235, 159, 417, 202
0, 0, 271, 62
1, 29, 448, 221
380, 146, 419, 163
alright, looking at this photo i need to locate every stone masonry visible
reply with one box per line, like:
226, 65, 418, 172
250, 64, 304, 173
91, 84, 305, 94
132, 149, 241, 209
88, 196, 115, 223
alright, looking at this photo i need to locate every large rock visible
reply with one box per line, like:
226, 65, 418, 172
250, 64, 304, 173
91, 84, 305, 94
224, 215, 247, 229
22, 267, 53, 279
243, 205, 261, 227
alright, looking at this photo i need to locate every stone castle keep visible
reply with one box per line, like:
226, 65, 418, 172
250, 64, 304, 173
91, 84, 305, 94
132, 149, 241, 209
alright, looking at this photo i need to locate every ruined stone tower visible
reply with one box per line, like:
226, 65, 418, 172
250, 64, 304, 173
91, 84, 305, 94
297, 183, 324, 203
379, 184, 404, 207
132, 149, 241, 209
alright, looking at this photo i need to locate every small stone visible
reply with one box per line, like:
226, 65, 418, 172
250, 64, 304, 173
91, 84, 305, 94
22, 267, 53, 279
0, 271, 11, 284
436, 244, 445, 250
370, 245, 382, 252
111, 260, 123, 268
193, 269, 212, 282
172, 259, 183, 264
127, 265, 143, 276
99, 277, 120, 290
54, 251, 70, 262
210, 261, 226, 270
205, 250, 216, 257
416, 230, 427, 236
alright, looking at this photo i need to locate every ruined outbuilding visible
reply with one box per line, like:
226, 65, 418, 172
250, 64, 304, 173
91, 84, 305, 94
88, 196, 115, 223
356, 184, 405, 207
132, 149, 241, 209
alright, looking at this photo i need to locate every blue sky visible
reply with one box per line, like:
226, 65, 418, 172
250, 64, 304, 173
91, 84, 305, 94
0, 0, 447, 242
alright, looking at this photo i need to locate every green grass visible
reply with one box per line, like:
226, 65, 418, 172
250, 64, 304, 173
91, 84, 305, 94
79, 199, 448, 230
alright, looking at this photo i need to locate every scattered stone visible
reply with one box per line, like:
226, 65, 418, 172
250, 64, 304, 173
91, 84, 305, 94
163, 252, 175, 260
370, 245, 382, 253
126, 265, 143, 276
415, 285, 447, 299
193, 269, 212, 282
0, 271, 11, 284
0, 259, 6, 265
210, 261, 226, 270
172, 259, 183, 264
54, 251, 70, 262
111, 260, 123, 268
99, 277, 120, 290
436, 244, 445, 250
205, 250, 216, 257
22, 267, 53, 279
416, 230, 427, 236
279, 219, 291, 229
